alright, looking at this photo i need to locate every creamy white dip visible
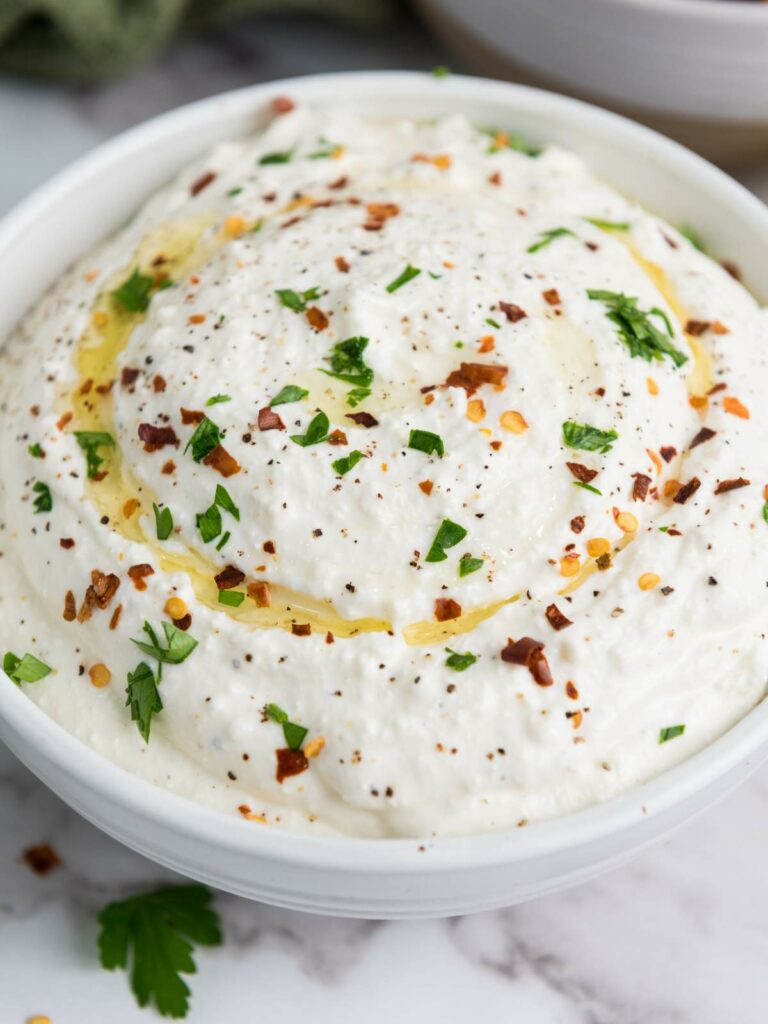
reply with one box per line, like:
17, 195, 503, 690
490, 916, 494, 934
1, 101, 767, 838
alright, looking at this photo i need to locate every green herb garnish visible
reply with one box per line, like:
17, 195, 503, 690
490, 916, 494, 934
408, 429, 444, 458
275, 286, 320, 313
227, 187, 243, 197
218, 590, 245, 607
458, 554, 484, 577
28, 442, 44, 458
3, 651, 52, 685
485, 317, 501, 329
346, 386, 371, 408
562, 420, 618, 454
485, 128, 541, 157
270, 384, 309, 407
214, 484, 239, 521
762, 503, 768, 526
386, 264, 422, 293
32, 481, 52, 513
259, 150, 293, 165
196, 504, 222, 544
320, 336, 373, 388
266, 703, 308, 751
432, 65, 451, 78
585, 217, 631, 231
573, 481, 603, 495
588, 290, 688, 367
215, 530, 231, 552
426, 518, 468, 563
132, 620, 198, 666
527, 227, 575, 254
445, 648, 477, 671
74, 431, 115, 479
112, 269, 157, 314
332, 450, 366, 476
126, 662, 162, 742
184, 417, 221, 462
153, 503, 173, 541
206, 394, 231, 406
97, 884, 222, 1019
659, 724, 685, 744
290, 410, 331, 448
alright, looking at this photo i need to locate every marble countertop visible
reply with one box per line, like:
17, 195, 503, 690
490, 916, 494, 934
1, 12, 767, 1023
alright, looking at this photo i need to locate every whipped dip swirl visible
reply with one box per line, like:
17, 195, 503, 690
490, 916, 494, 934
1, 101, 767, 838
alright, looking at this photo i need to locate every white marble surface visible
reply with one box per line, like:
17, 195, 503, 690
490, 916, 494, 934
1, 13, 768, 1023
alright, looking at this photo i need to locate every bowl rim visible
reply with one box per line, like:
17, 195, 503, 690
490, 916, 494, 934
1, 69, 767, 875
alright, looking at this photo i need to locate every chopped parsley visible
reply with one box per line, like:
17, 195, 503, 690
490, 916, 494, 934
659, 724, 685, 744
527, 227, 575, 254
485, 317, 501, 329
218, 590, 245, 607
275, 286, 321, 313
184, 416, 221, 462
196, 504, 222, 544
485, 128, 541, 157
266, 703, 308, 751
585, 217, 631, 231
126, 662, 161, 742
3, 651, 52, 685
762, 502, 768, 526
588, 290, 688, 367
32, 481, 52, 513
111, 268, 155, 314
573, 480, 602, 495
259, 150, 293, 165
458, 554, 484, 577
28, 442, 44, 458
270, 384, 309, 407
346, 386, 371, 408
132, 620, 198, 668
445, 648, 477, 671
153, 502, 173, 541
562, 420, 618, 454
97, 883, 222, 1019
320, 336, 373, 388
426, 518, 468, 563
215, 530, 231, 552
408, 429, 444, 458
290, 410, 331, 448
227, 187, 243, 197
74, 431, 115, 478
214, 484, 239, 521
205, 394, 231, 406
386, 264, 422, 293
333, 450, 366, 476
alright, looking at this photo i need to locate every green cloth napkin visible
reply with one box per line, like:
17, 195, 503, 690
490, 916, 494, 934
0, 0, 389, 81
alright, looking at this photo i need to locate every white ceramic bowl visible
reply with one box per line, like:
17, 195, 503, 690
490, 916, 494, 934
1, 72, 767, 919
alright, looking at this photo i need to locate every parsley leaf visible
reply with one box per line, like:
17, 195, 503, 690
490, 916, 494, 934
458, 554, 484, 577
762, 502, 768, 526
320, 336, 373, 388
216, 530, 230, 551
153, 503, 174, 541
28, 442, 44, 458
573, 480, 602, 495
126, 662, 162, 742
112, 269, 156, 313
259, 150, 293, 165
426, 518, 468, 563
485, 317, 501, 329
32, 480, 52, 513
196, 504, 222, 544
346, 386, 371, 408
408, 429, 444, 458
659, 724, 685, 744
332, 450, 366, 476
527, 227, 576, 254
290, 410, 331, 447
266, 703, 308, 751
214, 484, 239, 520
386, 264, 422, 293
218, 590, 245, 607
270, 385, 308, 407
585, 217, 631, 231
445, 648, 477, 671
562, 420, 618, 453
132, 621, 198, 666
184, 417, 221, 462
588, 290, 688, 367
275, 286, 321, 313
74, 431, 115, 479
97, 883, 222, 1019
205, 394, 231, 406
3, 651, 52, 685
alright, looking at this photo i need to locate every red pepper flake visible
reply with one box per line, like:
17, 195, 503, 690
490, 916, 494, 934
91, 569, 120, 609
542, 288, 561, 306
138, 423, 179, 452
660, 446, 677, 463
173, 613, 192, 632
445, 362, 508, 391
306, 306, 329, 332
215, 565, 246, 590
366, 202, 400, 221
128, 563, 155, 591
689, 427, 716, 450
570, 515, 585, 534
180, 408, 205, 425
248, 581, 271, 607
162, 459, 176, 475
566, 462, 598, 484
80, 377, 93, 395
258, 406, 285, 432
109, 603, 123, 630
203, 444, 241, 477
57, 411, 73, 431
335, 255, 350, 273
328, 176, 348, 190
95, 380, 114, 396
499, 301, 527, 323
152, 374, 167, 393
488, 171, 502, 186
22, 843, 61, 875
121, 367, 140, 388
708, 382, 727, 396
346, 411, 378, 428
434, 598, 462, 622
326, 631, 335, 644
327, 429, 348, 445
418, 480, 433, 495
477, 335, 495, 353
63, 590, 77, 622
565, 680, 579, 700
500, 636, 554, 686
263, 540, 276, 555
276, 747, 309, 783
685, 319, 710, 336
190, 170, 216, 196
291, 622, 311, 636
281, 215, 302, 230
59, 537, 75, 550
631, 473, 651, 502
271, 95, 295, 114
673, 477, 701, 504
545, 604, 573, 631
714, 477, 750, 495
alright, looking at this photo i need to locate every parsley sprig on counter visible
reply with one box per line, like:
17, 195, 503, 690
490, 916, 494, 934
562, 420, 618, 454
588, 290, 688, 368
426, 518, 468, 563
98, 884, 222, 1019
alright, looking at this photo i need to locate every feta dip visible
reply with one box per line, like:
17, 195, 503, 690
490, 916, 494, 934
1, 99, 767, 839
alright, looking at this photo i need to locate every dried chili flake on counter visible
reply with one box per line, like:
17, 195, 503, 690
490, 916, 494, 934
138, 423, 179, 452
499, 301, 527, 323
673, 477, 701, 504
566, 462, 598, 484
214, 565, 246, 590
434, 598, 462, 622
501, 636, 554, 687
714, 477, 750, 495
545, 604, 573, 631
258, 407, 285, 432
190, 170, 216, 196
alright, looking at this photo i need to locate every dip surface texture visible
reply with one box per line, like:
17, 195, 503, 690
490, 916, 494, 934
1, 104, 767, 837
